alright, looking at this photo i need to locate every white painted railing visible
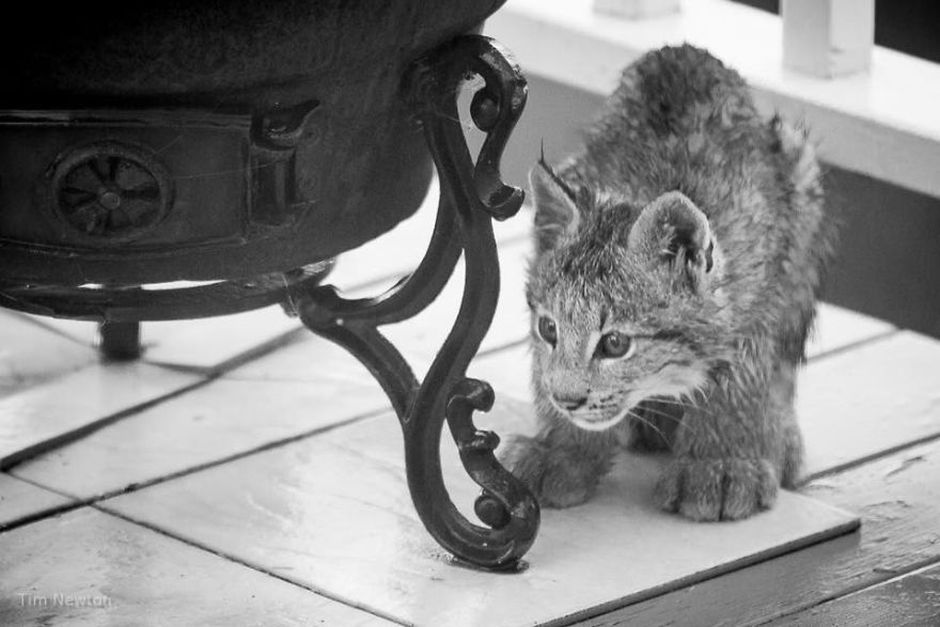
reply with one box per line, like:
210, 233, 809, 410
486, 0, 940, 198
780, 0, 875, 78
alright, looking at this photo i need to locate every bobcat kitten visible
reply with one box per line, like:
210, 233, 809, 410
502, 45, 835, 521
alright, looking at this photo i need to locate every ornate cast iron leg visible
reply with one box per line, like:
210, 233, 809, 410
293, 36, 540, 570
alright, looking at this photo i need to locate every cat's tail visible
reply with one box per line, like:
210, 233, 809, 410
770, 115, 838, 363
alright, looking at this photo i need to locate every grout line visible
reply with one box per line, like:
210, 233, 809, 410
1, 335, 532, 531
847, 556, 940, 591
8, 407, 392, 516
102, 409, 392, 496
798, 430, 940, 486
0, 374, 217, 472
755, 554, 940, 626
0, 501, 88, 533
0, 476, 92, 533
146, 324, 308, 377
9, 312, 94, 347
91, 505, 409, 626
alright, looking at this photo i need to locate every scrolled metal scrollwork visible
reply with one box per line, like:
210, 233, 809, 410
404, 36, 526, 222
293, 35, 539, 570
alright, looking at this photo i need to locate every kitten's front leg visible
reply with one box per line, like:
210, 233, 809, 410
655, 378, 787, 521
500, 411, 618, 508
656, 455, 779, 521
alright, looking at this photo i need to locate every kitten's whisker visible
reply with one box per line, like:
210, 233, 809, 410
680, 393, 704, 407
637, 405, 684, 423
649, 397, 701, 411
626, 409, 669, 442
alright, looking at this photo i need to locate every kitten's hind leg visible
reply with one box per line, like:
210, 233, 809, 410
500, 411, 618, 508
780, 410, 804, 488
773, 362, 804, 488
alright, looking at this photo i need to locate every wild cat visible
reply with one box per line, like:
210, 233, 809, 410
501, 44, 835, 521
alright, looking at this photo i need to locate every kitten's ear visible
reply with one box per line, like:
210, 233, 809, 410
529, 158, 580, 254
628, 191, 719, 292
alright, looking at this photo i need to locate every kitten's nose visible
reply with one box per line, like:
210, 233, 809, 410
552, 394, 587, 411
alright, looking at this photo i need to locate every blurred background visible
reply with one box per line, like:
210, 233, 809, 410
488, 0, 940, 339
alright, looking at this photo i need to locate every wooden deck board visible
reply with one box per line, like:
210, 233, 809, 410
0, 507, 390, 626
808, 304, 895, 359
799, 331, 940, 479
582, 438, 940, 626
768, 561, 940, 626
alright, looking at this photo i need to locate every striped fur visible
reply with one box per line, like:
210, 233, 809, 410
501, 45, 836, 521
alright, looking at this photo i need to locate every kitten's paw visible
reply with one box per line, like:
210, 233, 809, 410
500, 436, 603, 508
655, 457, 778, 521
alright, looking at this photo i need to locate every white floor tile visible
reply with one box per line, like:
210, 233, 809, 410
0, 362, 201, 470
0, 312, 98, 398
0, 507, 390, 626
101, 401, 858, 627
0, 474, 72, 529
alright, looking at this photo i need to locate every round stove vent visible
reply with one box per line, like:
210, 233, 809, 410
50, 141, 173, 244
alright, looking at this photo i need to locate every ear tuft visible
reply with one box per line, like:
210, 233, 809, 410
529, 157, 580, 254
628, 191, 718, 291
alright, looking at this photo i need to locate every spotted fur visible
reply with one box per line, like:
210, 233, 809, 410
500, 45, 836, 520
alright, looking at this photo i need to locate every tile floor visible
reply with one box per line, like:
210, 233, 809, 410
1, 187, 938, 626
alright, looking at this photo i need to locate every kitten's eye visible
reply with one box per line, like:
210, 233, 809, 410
598, 332, 633, 359
537, 316, 558, 346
